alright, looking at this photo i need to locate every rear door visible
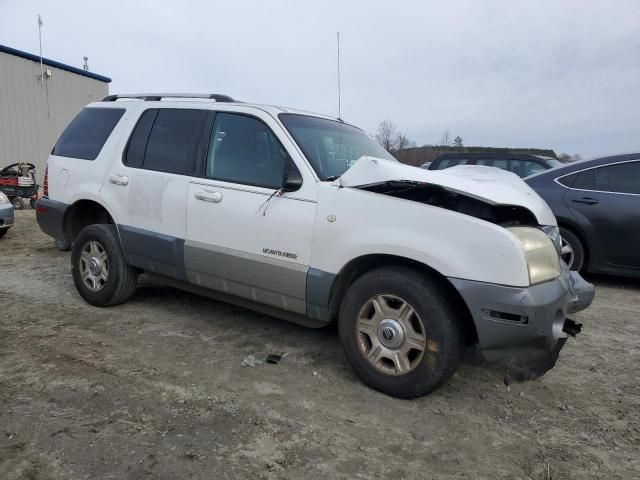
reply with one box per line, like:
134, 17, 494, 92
185, 111, 316, 315
100, 107, 209, 280
564, 160, 640, 267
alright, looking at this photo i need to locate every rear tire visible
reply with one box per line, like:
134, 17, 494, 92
71, 224, 138, 307
559, 227, 585, 272
338, 266, 462, 399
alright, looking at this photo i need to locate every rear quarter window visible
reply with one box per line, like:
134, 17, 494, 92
53, 108, 125, 160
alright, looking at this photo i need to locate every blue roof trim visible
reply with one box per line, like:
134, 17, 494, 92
0, 44, 111, 83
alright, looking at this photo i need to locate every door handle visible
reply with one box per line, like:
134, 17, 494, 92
195, 190, 223, 203
572, 197, 599, 205
109, 174, 129, 186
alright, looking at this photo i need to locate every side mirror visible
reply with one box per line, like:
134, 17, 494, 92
282, 161, 303, 192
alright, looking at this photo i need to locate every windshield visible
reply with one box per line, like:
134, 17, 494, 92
279, 113, 396, 180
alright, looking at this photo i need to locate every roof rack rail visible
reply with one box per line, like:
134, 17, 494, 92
102, 93, 236, 102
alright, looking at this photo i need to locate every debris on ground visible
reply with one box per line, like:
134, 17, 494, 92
265, 352, 287, 364
241, 354, 261, 367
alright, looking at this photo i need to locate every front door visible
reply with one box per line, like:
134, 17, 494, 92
185, 111, 316, 314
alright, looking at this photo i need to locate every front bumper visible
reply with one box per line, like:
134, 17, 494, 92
0, 203, 14, 229
449, 265, 595, 379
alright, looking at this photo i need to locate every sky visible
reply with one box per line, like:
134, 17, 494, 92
1, 0, 639, 158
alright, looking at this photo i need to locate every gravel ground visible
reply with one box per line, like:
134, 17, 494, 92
0, 210, 638, 479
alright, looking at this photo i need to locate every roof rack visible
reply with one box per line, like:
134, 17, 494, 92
102, 93, 236, 102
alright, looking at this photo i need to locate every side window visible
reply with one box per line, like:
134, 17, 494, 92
511, 160, 545, 178
557, 173, 577, 187
572, 169, 595, 190
206, 113, 289, 188
594, 161, 640, 194
53, 108, 125, 160
144, 109, 207, 175
124, 110, 157, 168
477, 159, 508, 170
437, 159, 468, 169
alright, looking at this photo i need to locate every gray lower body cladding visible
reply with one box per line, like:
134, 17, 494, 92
0, 203, 14, 228
449, 266, 595, 378
184, 241, 309, 317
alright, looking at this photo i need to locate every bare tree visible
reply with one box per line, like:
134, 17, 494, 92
440, 130, 451, 146
375, 120, 398, 152
396, 133, 412, 152
453, 136, 463, 147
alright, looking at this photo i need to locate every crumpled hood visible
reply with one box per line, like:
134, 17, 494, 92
339, 156, 556, 225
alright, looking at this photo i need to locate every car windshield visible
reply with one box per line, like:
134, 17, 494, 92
279, 113, 396, 180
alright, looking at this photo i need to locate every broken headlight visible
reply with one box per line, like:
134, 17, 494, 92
509, 227, 561, 285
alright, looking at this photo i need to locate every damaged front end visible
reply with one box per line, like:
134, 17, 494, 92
338, 157, 595, 381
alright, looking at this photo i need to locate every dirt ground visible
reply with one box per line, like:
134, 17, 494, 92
0, 210, 638, 480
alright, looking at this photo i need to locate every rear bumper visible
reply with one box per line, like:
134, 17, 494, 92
0, 203, 14, 228
449, 266, 595, 379
36, 197, 68, 240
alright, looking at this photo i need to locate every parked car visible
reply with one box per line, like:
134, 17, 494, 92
36, 93, 594, 398
526, 153, 640, 277
0, 191, 15, 238
429, 153, 561, 178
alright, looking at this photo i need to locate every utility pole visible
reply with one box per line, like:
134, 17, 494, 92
37, 14, 44, 86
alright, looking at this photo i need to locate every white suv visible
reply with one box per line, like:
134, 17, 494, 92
37, 93, 594, 398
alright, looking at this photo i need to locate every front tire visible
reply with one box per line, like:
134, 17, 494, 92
559, 227, 585, 272
0, 228, 8, 238
339, 266, 462, 399
71, 224, 138, 307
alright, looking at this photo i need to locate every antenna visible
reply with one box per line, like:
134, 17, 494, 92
37, 14, 44, 87
83, 56, 89, 71
337, 31, 341, 119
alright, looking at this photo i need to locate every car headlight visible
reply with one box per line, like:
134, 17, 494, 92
0, 192, 9, 205
509, 227, 561, 285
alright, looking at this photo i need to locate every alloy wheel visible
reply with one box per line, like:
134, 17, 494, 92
79, 240, 109, 292
560, 236, 574, 269
355, 294, 435, 375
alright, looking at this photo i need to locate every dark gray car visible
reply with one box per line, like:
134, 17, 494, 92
525, 153, 640, 278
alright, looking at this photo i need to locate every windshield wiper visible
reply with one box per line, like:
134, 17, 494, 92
323, 175, 340, 182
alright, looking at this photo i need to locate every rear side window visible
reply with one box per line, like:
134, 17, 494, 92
53, 108, 124, 160
124, 109, 207, 175
572, 169, 595, 190
557, 172, 577, 187
124, 110, 157, 168
594, 161, 640, 194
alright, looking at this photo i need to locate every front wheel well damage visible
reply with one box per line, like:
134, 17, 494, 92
329, 254, 479, 347
63, 200, 115, 242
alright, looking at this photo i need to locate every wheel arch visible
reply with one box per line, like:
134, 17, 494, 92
62, 199, 118, 243
328, 254, 479, 347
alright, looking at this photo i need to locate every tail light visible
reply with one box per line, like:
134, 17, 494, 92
43, 165, 49, 197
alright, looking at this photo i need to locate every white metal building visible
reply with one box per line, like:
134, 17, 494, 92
0, 44, 111, 182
